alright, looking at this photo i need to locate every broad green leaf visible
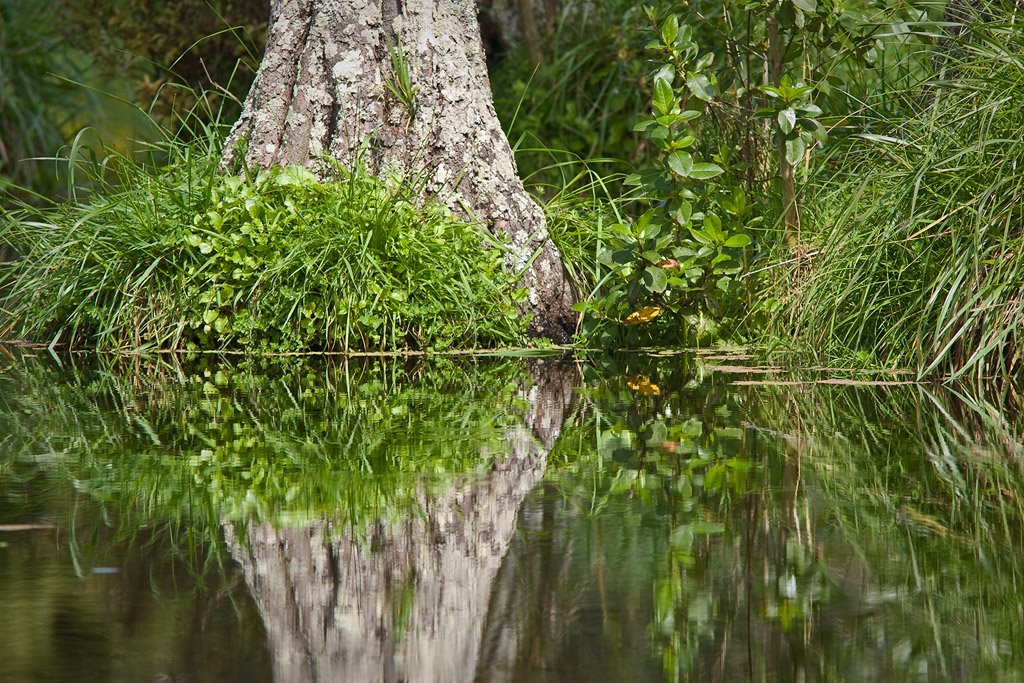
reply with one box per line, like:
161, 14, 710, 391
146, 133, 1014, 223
778, 107, 796, 134
675, 135, 696, 149
811, 121, 829, 144
689, 227, 715, 246
703, 213, 723, 241
689, 162, 724, 179
723, 233, 752, 248
667, 151, 694, 177
673, 200, 693, 226
643, 265, 669, 293
785, 137, 806, 165
611, 249, 634, 265
653, 77, 675, 116
792, 0, 817, 13
642, 250, 663, 263
686, 74, 715, 101
662, 15, 679, 45
695, 52, 714, 72
792, 84, 815, 99
650, 125, 671, 143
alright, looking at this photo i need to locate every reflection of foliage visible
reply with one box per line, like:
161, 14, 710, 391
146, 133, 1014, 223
4, 352, 1024, 679
0, 355, 526, 546
537, 355, 1024, 680
552, 355, 756, 675
741, 383, 1024, 677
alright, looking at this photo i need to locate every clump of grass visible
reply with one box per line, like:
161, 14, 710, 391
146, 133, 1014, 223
0, 132, 527, 352
768, 9, 1024, 383
542, 167, 629, 297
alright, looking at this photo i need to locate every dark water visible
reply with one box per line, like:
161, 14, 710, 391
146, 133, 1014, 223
1, 352, 1022, 682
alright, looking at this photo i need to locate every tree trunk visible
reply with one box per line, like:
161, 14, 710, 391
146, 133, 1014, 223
514, 0, 544, 65
223, 359, 578, 682
766, 14, 800, 246
223, 0, 576, 340
543, 0, 560, 37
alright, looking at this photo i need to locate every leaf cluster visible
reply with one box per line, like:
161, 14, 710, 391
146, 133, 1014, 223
577, 13, 756, 346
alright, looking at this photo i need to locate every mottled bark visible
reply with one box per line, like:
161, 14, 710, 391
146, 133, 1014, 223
224, 359, 579, 682
223, 0, 576, 340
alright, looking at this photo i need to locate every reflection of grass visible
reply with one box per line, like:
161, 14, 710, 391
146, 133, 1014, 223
738, 383, 1024, 677
0, 354, 526, 562
541, 355, 1024, 678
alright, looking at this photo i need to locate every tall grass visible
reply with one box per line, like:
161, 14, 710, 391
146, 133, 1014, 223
768, 6, 1024, 383
0, 128, 526, 352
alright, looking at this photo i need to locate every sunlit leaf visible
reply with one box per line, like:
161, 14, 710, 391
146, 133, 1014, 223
653, 77, 675, 116
778, 108, 796, 134
785, 137, 806, 165
723, 234, 751, 248
623, 306, 662, 325
667, 151, 693, 177
686, 74, 715, 101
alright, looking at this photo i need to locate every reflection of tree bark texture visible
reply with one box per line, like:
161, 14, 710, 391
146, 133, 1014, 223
224, 360, 578, 682
474, 480, 584, 681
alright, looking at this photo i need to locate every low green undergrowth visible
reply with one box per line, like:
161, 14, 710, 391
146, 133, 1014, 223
0, 137, 526, 352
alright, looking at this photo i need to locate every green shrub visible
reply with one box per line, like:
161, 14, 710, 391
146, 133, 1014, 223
0, 136, 527, 352
544, 14, 756, 349
56, 0, 265, 133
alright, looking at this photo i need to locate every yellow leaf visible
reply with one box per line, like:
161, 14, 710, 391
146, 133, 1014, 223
623, 306, 662, 325
626, 376, 661, 396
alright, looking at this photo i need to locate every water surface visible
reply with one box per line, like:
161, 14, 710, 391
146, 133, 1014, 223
1, 352, 1021, 681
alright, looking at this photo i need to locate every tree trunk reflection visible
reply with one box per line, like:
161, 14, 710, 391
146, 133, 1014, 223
224, 359, 578, 682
